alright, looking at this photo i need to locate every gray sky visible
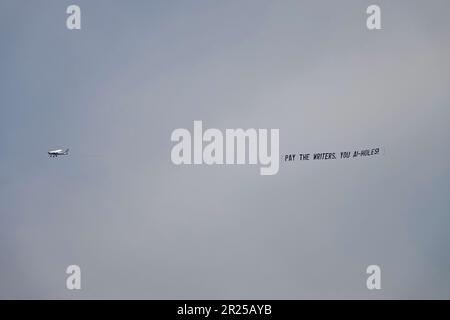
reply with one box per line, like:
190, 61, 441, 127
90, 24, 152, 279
1, 0, 450, 299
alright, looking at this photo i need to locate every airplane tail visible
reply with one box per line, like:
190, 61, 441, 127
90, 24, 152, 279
64, 148, 69, 155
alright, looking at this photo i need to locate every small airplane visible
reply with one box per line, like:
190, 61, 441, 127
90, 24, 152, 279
48, 148, 69, 157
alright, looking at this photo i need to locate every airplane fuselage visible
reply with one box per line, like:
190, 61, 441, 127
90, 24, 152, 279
48, 149, 69, 157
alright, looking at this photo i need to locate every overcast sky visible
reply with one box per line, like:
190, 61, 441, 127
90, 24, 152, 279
1, 0, 450, 299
